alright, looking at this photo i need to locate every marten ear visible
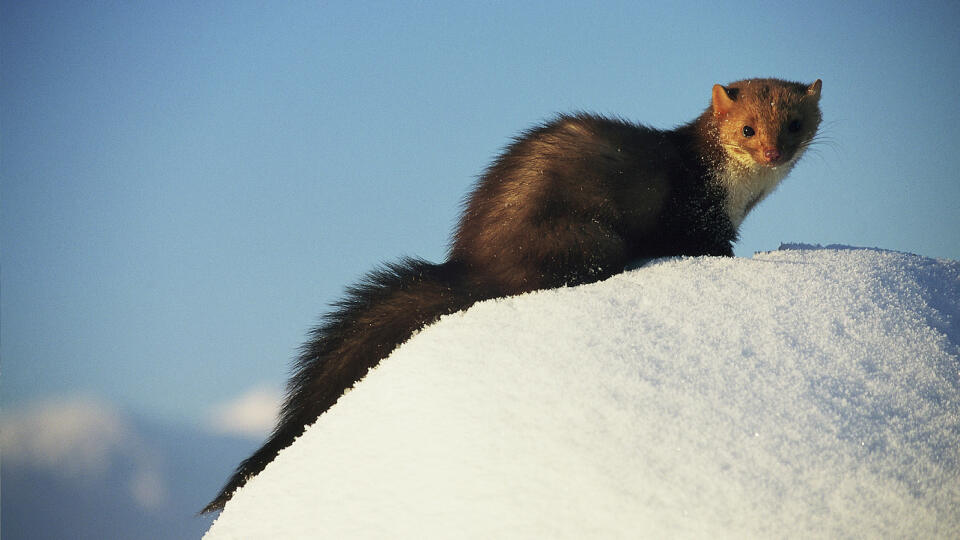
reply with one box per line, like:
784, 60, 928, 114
806, 79, 822, 100
712, 84, 736, 116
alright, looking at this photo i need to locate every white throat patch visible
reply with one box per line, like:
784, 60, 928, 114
719, 161, 795, 228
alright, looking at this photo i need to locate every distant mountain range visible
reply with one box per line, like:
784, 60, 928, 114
2, 400, 261, 540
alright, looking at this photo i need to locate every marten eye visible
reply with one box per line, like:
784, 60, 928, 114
742, 126, 755, 137
788, 120, 802, 132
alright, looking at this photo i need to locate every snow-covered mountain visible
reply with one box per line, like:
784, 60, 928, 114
206, 246, 960, 539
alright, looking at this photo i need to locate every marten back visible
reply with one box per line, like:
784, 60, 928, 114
450, 114, 736, 294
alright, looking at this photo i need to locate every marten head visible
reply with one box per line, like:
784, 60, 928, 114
711, 78, 822, 169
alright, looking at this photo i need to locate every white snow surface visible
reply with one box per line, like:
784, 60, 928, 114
206, 246, 960, 539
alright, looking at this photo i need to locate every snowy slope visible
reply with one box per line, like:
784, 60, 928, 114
205, 246, 960, 539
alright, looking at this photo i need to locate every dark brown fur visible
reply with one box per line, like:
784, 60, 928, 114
204, 78, 822, 513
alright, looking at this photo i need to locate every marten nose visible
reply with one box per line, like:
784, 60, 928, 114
763, 148, 781, 163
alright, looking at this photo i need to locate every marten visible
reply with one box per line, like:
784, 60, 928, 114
204, 77, 823, 513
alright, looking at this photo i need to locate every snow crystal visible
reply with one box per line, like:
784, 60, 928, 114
206, 247, 960, 539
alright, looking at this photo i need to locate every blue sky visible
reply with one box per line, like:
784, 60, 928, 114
3, 1, 959, 427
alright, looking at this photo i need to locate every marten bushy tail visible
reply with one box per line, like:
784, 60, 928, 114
203, 257, 493, 513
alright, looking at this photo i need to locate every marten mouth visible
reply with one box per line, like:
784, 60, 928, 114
759, 150, 786, 166
759, 152, 792, 168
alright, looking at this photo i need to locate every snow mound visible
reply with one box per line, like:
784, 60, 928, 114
206, 247, 960, 539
